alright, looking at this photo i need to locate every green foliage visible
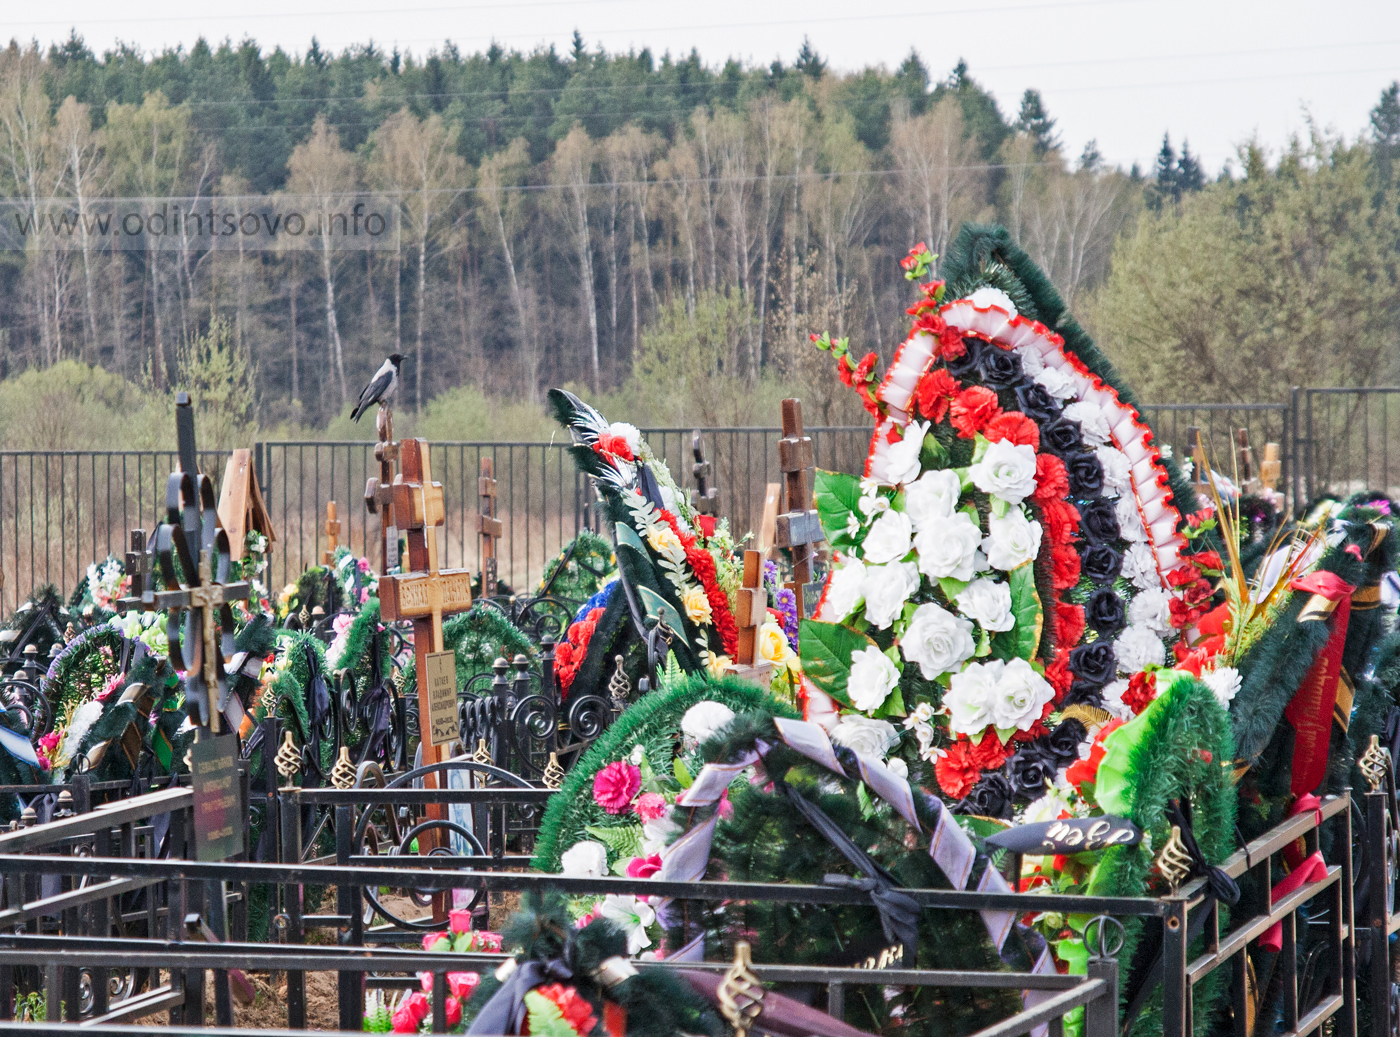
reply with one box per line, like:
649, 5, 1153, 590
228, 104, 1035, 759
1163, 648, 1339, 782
797, 619, 876, 709
813, 469, 863, 552
990, 563, 1041, 663
631, 288, 758, 425
536, 530, 615, 602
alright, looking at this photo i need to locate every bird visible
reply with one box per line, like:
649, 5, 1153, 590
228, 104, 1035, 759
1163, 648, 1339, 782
351, 353, 404, 422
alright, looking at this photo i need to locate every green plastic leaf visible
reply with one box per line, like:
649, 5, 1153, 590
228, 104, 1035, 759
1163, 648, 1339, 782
1053, 937, 1089, 976
921, 434, 948, 468
614, 524, 649, 557
873, 686, 907, 719
584, 824, 645, 861
958, 815, 1011, 841
856, 782, 876, 820
638, 584, 686, 635
798, 619, 877, 710
990, 497, 1010, 519
815, 469, 865, 545
939, 576, 970, 601
991, 564, 1043, 663
673, 756, 693, 788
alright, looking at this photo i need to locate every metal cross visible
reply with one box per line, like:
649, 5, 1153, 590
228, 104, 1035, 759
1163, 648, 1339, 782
691, 430, 719, 517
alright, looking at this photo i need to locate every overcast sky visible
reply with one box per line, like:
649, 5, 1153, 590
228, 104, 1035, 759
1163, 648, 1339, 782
17, 0, 1400, 172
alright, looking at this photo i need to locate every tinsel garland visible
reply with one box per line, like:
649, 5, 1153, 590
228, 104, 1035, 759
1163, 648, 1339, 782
396, 605, 538, 700
531, 673, 796, 872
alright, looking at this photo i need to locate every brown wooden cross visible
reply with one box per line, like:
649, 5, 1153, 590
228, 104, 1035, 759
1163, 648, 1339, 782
774, 399, 825, 619
119, 529, 153, 611
321, 501, 342, 566
216, 448, 276, 562
1234, 428, 1262, 494
723, 549, 773, 688
1259, 442, 1282, 493
1185, 426, 1209, 490
363, 405, 401, 574
477, 457, 502, 597
690, 430, 719, 517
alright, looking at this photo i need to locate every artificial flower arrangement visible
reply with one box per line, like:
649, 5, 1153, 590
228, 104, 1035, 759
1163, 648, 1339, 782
77, 556, 130, 619
363, 910, 498, 1033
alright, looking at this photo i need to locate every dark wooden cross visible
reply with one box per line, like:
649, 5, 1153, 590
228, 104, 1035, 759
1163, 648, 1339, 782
1185, 426, 1209, 490
119, 529, 154, 611
149, 394, 250, 733
363, 405, 401, 574
321, 501, 341, 566
690, 430, 719, 517
774, 399, 825, 619
477, 457, 502, 598
377, 439, 474, 908
724, 549, 773, 688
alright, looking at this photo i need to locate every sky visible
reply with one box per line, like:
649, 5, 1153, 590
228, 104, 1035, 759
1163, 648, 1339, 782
15, 0, 1400, 173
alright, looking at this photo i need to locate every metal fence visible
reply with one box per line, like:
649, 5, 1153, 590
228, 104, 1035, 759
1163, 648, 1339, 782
4, 390, 1399, 614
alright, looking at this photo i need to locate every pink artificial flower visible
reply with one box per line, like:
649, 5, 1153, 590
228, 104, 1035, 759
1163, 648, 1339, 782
359, 587, 370, 604
592, 761, 641, 815
446, 972, 479, 999
39, 731, 60, 752
417, 971, 434, 992
448, 908, 472, 934
332, 613, 354, 637
444, 996, 462, 1027
575, 910, 599, 929
391, 991, 429, 1033
626, 854, 663, 879
421, 933, 450, 952
633, 792, 667, 823
718, 788, 733, 820
472, 931, 503, 952
98, 672, 124, 703
359, 558, 371, 572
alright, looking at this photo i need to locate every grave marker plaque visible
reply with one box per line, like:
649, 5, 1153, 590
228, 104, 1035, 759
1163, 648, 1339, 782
192, 733, 244, 861
423, 650, 460, 749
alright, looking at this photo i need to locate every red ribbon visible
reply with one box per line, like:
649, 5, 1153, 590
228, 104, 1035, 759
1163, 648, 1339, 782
1281, 793, 1322, 871
1282, 572, 1355, 796
1260, 852, 1327, 952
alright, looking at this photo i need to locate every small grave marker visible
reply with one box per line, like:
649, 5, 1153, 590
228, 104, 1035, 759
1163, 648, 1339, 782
322, 501, 342, 566
774, 399, 825, 619
216, 448, 275, 561
477, 456, 502, 597
364, 405, 401, 573
191, 733, 244, 861
691, 430, 719, 517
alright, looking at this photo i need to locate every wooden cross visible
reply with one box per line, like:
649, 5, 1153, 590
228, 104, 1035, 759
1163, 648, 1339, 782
363, 406, 401, 574
150, 394, 250, 733
1185, 426, 1209, 490
691, 430, 719, 517
1235, 429, 1261, 494
216, 448, 275, 561
377, 439, 474, 907
1259, 443, 1282, 493
723, 549, 773, 688
477, 457, 502, 598
774, 399, 825, 619
322, 501, 342, 566
119, 529, 153, 611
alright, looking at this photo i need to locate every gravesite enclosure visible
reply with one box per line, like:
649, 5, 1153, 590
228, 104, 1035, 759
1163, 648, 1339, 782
2, 13, 1400, 1037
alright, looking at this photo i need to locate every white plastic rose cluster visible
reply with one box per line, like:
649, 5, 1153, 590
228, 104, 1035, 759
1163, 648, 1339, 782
826, 424, 1055, 738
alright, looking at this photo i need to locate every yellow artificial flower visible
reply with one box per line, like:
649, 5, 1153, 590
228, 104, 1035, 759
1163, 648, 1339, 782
705, 652, 733, 677
647, 525, 682, 556
682, 584, 713, 625
757, 621, 800, 674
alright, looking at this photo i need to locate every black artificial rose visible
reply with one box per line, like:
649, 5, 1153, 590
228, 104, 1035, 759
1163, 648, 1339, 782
979, 347, 1023, 388
1047, 719, 1088, 765
1040, 419, 1084, 455
952, 772, 1014, 819
1078, 497, 1120, 543
1085, 587, 1126, 635
1007, 742, 1058, 801
1067, 452, 1104, 496
1082, 543, 1123, 585
1063, 680, 1108, 709
946, 338, 984, 379
1069, 640, 1116, 685
1016, 383, 1061, 423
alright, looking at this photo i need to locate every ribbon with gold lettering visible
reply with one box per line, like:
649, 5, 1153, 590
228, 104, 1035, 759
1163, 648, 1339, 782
1282, 570, 1356, 796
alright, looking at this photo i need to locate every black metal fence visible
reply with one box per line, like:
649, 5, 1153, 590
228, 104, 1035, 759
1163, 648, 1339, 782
4, 390, 1399, 614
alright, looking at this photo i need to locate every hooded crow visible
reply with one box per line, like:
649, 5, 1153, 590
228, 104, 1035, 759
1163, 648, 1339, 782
351, 353, 404, 422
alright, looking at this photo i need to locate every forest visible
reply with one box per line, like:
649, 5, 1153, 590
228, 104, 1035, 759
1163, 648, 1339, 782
0, 33, 1398, 447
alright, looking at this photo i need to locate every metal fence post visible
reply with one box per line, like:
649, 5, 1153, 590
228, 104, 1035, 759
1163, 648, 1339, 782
1162, 898, 1190, 1037
1367, 786, 1391, 1037
1085, 956, 1119, 1037
280, 787, 305, 1029
336, 802, 363, 1031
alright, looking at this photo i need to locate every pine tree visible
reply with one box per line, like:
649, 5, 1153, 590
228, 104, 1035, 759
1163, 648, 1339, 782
1079, 138, 1102, 173
1372, 81, 1400, 184
1176, 140, 1205, 192
1147, 133, 1179, 210
795, 37, 826, 80
1014, 89, 1059, 156
570, 30, 588, 65
895, 49, 931, 115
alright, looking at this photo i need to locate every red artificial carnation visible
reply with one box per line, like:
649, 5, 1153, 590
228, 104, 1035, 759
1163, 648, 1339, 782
1012, 719, 1051, 743
853, 352, 878, 383
1166, 564, 1202, 588
1181, 578, 1213, 608
1121, 671, 1157, 715
1186, 505, 1216, 529
1190, 550, 1224, 573
535, 984, 598, 1036
936, 325, 968, 360
969, 731, 1009, 771
1050, 544, 1082, 591
949, 386, 1002, 439
1169, 597, 1205, 630
915, 368, 961, 424
900, 242, 928, 272
1044, 649, 1073, 700
984, 411, 1040, 450
1056, 603, 1086, 649
1032, 453, 1070, 505
934, 741, 982, 799
1039, 497, 1080, 547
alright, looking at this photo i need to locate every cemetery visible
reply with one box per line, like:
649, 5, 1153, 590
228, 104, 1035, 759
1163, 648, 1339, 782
1, 223, 1398, 1037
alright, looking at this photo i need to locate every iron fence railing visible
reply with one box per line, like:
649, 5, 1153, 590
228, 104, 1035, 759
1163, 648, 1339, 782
4, 390, 1398, 614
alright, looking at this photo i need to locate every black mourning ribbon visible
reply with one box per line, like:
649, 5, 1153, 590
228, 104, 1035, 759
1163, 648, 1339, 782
774, 778, 921, 966
1164, 799, 1239, 906
465, 956, 575, 1035
357, 628, 393, 765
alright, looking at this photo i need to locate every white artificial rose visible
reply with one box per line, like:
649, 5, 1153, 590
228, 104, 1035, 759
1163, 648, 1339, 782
1063, 402, 1111, 447
1202, 666, 1242, 708
904, 469, 962, 532
1021, 790, 1075, 825
560, 840, 610, 878
883, 421, 929, 486
885, 757, 910, 780
847, 645, 902, 713
983, 509, 1043, 571
945, 660, 1002, 736
829, 715, 900, 758
1116, 495, 1148, 543
1015, 344, 1045, 376
608, 422, 642, 455
1114, 624, 1167, 674
955, 578, 1015, 633
1127, 588, 1172, 634
968, 439, 1039, 505
862, 509, 913, 564
1096, 445, 1133, 496
900, 601, 976, 679
1034, 365, 1077, 400
681, 700, 737, 743
989, 657, 1055, 731
861, 562, 920, 630
914, 512, 982, 582
969, 285, 1018, 316
642, 812, 680, 854
1123, 542, 1161, 591
824, 558, 868, 621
